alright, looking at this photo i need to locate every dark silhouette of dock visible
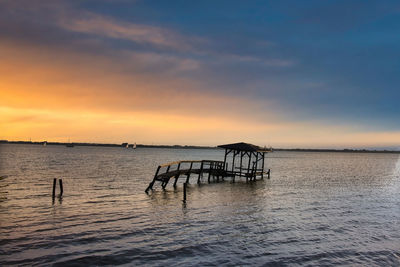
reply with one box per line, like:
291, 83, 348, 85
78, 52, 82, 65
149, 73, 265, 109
145, 142, 272, 193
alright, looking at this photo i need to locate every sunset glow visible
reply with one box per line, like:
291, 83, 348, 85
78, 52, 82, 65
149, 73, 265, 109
1, 1, 399, 148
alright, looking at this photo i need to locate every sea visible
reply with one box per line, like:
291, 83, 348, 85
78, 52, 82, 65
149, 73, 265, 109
0, 144, 399, 266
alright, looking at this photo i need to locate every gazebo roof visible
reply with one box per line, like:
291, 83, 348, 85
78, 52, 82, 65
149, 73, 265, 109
218, 142, 269, 152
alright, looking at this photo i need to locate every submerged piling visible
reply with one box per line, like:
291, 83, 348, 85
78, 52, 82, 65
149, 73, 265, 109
52, 178, 57, 198
59, 179, 63, 197
183, 182, 187, 202
145, 165, 161, 193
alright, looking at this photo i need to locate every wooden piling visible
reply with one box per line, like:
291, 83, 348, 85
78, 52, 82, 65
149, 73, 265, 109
254, 153, 258, 181
186, 162, 193, 183
239, 151, 243, 176
261, 152, 265, 179
183, 182, 187, 202
208, 162, 212, 183
232, 151, 236, 173
59, 179, 63, 197
162, 178, 170, 189
161, 165, 171, 190
246, 152, 252, 182
145, 165, 161, 193
52, 178, 57, 198
223, 150, 228, 171
174, 163, 181, 188
173, 174, 180, 188
197, 161, 204, 184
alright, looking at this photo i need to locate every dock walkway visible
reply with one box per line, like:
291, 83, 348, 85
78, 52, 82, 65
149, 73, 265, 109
145, 160, 227, 193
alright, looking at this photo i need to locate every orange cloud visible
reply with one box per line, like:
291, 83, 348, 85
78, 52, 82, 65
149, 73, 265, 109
0, 39, 281, 121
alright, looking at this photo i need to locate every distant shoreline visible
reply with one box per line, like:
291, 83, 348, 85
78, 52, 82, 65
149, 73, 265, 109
1, 140, 399, 154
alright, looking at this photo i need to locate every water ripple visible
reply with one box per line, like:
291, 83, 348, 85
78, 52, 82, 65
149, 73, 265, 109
1, 145, 399, 266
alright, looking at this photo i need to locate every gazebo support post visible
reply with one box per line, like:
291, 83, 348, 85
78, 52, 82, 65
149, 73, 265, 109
261, 152, 265, 179
246, 152, 252, 182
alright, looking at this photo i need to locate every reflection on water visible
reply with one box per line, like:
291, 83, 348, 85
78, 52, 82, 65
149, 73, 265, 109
0, 144, 399, 266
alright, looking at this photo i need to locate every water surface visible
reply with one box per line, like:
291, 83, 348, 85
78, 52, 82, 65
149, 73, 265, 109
0, 144, 399, 266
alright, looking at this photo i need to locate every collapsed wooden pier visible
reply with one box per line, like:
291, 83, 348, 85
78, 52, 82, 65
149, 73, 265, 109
145, 142, 271, 193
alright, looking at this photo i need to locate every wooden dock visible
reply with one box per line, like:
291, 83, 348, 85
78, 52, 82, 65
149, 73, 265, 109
145, 142, 271, 193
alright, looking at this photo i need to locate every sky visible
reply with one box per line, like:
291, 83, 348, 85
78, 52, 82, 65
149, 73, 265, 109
0, 0, 399, 148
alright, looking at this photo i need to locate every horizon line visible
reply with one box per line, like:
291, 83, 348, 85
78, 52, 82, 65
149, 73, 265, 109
1, 140, 399, 153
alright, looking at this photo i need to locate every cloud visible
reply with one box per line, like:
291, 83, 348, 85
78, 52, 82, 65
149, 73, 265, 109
125, 52, 200, 74
0, 0, 203, 52
0, 0, 291, 73
58, 13, 197, 51
222, 54, 295, 67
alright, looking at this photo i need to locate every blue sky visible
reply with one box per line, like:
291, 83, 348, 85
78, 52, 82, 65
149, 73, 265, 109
79, 0, 400, 127
1, 0, 399, 147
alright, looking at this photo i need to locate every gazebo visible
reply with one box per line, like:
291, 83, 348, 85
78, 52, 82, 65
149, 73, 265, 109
218, 142, 271, 181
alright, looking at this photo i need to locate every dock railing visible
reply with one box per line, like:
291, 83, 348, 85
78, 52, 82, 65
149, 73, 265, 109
145, 160, 225, 193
